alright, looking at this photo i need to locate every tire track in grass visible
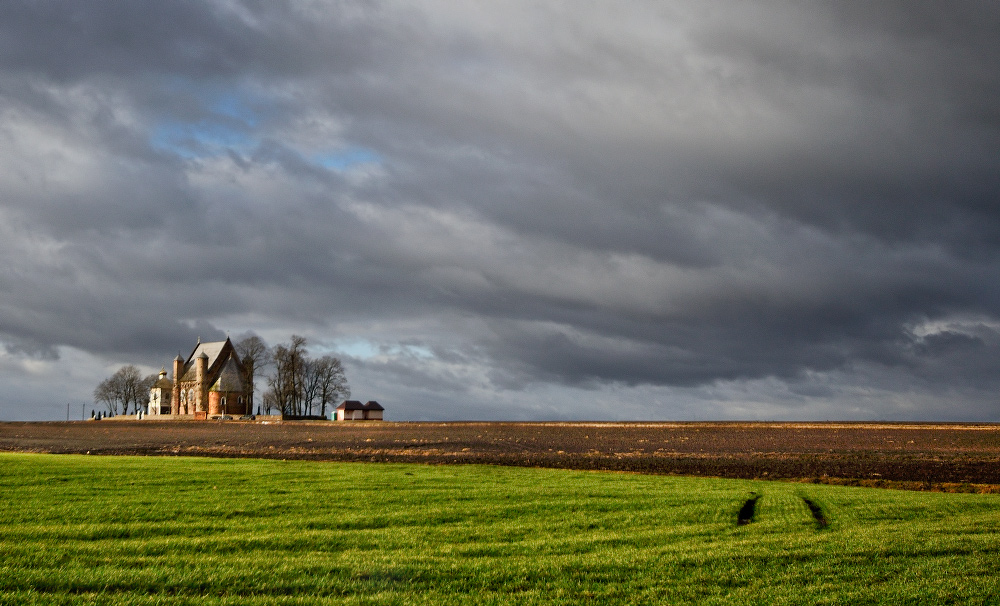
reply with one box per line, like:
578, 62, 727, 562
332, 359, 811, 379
802, 498, 829, 529
737, 493, 760, 526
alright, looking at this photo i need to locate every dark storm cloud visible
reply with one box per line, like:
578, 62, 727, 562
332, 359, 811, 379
2, 0, 1000, 420
0, 1, 385, 81
691, 2, 1000, 245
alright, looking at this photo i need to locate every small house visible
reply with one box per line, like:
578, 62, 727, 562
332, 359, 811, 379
335, 400, 384, 421
363, 401, 384, 420
335, 400, 365, 421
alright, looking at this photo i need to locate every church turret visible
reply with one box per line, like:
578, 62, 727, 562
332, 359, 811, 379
171, 354, 183, 415
195, 352, 209, 413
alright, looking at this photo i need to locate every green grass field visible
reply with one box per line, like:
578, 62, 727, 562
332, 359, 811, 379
1, 453, 999, 605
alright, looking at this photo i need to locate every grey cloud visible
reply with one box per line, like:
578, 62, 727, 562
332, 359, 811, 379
0, 1, 383, 82
2, 0, 1000, 420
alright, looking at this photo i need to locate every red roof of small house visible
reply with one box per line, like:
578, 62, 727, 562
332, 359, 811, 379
337, 400, 365, 410
363, 401, 384, 411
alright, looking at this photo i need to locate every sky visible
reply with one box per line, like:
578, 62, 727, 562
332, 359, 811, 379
2, 1, 1000, 422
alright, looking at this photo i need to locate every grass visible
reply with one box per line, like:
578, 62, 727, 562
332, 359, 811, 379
1, 453, 999, 605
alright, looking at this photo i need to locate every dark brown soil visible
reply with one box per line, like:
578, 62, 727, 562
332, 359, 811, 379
3, 420, 1000, 491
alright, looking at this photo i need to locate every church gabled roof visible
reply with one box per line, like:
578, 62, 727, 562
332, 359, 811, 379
210, 357, 244, 392
179, 337, 246, 384
187, 340, 229, 368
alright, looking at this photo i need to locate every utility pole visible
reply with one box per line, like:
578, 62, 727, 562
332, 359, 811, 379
82, 402, 86, 421
66, 402, 70, 422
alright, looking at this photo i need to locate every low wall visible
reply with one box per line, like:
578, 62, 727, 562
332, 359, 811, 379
92, 413, 285, 422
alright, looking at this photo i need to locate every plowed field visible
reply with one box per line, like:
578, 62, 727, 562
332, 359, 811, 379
3, 420, 999, 490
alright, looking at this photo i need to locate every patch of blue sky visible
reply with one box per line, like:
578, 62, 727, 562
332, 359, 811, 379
150, 80, 267, 159
332, 339, 381, 359
151, 119, 257, 158
160, 76, 266, 123
331, 339, 432, 360
209, 91, 262, 127
312, 146, 382, 170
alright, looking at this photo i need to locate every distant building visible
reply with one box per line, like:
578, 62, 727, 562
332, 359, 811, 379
147, 337, 250, 418
363, 401, 384, 420
335, 400, 364, 420
335, 400, 384, 421
147, 369, 172, 415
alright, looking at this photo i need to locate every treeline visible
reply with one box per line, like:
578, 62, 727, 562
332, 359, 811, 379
235, 334, 349, 417
93, 334, 350, 417
93, 365, 157, 415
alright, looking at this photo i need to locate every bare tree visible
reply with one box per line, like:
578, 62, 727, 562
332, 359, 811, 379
314, 355, 350, 417
93, 377, 122, 415
235, 334, 269, 415
301, 358, 321, 416
261, 390, 278, 415
93, 365, 152, 415
263, 337, 349, 417
266, 335, 308, 415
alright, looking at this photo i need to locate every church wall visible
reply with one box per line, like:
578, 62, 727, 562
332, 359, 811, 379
177, 381, 202, 415
208, 391, 247, 416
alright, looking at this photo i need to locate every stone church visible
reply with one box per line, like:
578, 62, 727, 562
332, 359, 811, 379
147, 337, 250, 418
